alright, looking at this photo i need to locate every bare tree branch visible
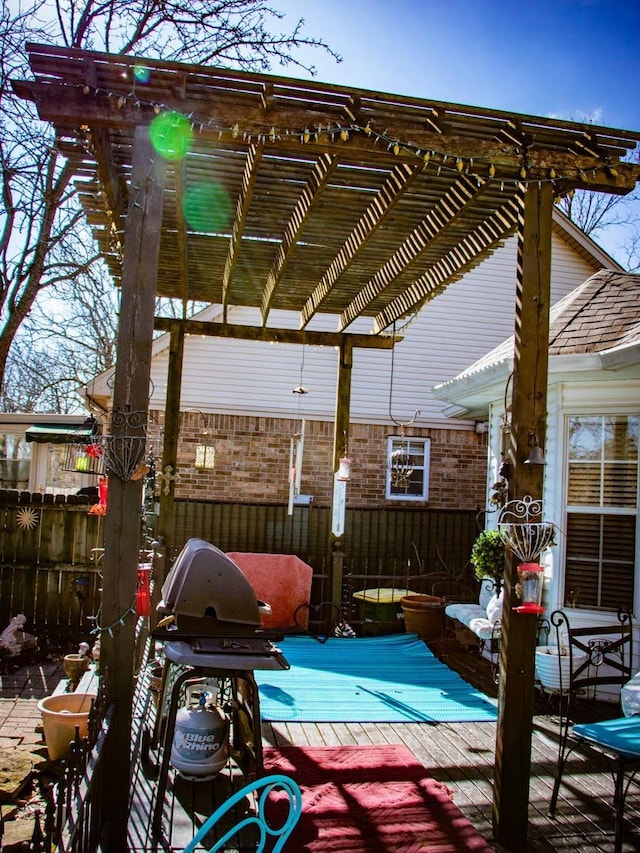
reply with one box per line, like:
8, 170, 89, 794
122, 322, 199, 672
0, 0, 340, 409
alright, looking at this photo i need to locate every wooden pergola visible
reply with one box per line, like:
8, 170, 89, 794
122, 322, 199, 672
14, 43, 640, 851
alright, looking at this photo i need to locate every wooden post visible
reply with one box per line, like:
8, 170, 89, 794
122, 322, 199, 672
493, 181, 553, 845
156, 320, 185, 581
330, 338, 353, 606
99, 125, 165, 852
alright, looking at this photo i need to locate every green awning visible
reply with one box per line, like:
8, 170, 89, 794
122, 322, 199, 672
25, 424, 93, 444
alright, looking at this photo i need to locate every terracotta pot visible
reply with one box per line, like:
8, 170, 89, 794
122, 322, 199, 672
400, 594, 443, 641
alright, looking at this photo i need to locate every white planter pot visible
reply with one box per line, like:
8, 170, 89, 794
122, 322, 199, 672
535, 645, 588, 691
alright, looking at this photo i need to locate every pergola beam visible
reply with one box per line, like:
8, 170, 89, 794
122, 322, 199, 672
300, 162, 423, 327
339, 173, 489, 330
153, 316, 397, 349
14, 78, 640, 193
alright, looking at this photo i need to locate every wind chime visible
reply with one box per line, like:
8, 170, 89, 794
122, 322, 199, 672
388, 329, 420, 488
288, 348, 308, 515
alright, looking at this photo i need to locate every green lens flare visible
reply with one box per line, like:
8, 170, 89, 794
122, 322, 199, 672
183, 183, 233, 233
133, 66, 151, 84
149, 111, 192, 161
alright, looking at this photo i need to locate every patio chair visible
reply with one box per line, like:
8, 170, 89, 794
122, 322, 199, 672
183, 773, 302, 853
548, 609, 635, 852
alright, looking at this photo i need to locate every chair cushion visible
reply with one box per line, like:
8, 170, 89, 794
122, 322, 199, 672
486, 591, 504, 625
445, 603, 485, 624
466, 616, 496, 641
572, 716, 640, 759
444, 603, 496, 641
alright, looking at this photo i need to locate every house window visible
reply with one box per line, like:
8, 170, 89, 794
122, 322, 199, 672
0, 433, 31, 490
195, 443, 215, 470
563, 414, 638, 611
385, 436, 430, 501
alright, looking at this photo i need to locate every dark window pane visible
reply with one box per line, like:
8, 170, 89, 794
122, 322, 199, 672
602, 463, 637, 508
567, 463, 601, 505
565, 513, 634, 610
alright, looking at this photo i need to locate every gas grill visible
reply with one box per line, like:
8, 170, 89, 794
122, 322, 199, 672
156, 538, 283, 635
150, 539, 290, 833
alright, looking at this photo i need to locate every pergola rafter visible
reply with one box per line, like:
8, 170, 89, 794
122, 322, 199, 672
300, 161, 423, 327
373, 196, 522, 332
222, 142, 263, 319
12, 41, 640, 853
260, 151, 337, 323
338, 172, 490, 330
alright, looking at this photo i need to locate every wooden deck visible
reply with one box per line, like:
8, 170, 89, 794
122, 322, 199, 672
130, 637, 640, 853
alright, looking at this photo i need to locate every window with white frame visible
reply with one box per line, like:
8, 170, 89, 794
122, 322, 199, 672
385, 436, 430, 501
563, 414, 638, 611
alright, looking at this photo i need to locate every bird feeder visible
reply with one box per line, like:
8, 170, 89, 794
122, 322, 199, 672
515, 562, 545, 614
497, 496, 557, 615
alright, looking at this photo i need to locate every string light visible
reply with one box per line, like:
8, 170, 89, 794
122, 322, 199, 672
90, 598, 138, 636
76, 81, 626, 193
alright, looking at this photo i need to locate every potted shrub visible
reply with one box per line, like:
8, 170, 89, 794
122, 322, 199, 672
470, 528, 505, 593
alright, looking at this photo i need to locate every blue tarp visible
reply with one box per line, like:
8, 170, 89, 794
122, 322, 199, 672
257, 633, 498, 723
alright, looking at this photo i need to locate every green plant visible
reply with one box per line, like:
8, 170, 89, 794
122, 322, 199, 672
470, 529, 505, 588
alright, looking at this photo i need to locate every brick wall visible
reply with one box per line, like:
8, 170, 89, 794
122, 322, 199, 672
156, 411, 487, 510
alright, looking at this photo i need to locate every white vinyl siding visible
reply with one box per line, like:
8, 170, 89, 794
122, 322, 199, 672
145, 232, 599, 428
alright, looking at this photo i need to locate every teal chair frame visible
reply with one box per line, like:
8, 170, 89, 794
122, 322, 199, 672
183, 773, 302, 853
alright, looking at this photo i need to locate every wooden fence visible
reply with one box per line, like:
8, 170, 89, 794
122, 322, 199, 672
0, 491, 104, 646
0, 490, 481, 643
169, 500, 482, 620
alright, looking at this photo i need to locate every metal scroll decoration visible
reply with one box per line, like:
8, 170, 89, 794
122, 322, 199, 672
100, 410, 149, 481
497, 495, 558, 563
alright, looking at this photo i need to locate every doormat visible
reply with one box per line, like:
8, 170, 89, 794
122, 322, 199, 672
263, 743, 495, 852
257, 634, 497, 722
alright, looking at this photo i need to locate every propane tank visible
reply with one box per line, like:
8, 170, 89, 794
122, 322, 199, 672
170, 685, 229, 780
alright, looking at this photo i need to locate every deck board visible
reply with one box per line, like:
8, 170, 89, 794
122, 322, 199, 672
130, 637, 640, 852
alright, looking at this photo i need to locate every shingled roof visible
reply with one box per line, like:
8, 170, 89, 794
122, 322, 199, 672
452, 269, 639, 378
548, 269, 640, 354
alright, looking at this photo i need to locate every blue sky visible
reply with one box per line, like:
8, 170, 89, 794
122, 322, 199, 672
277, 0, 639, 132
274, 0, 640, 264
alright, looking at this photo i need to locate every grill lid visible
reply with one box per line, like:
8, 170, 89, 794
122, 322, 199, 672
158, 538, 261, 627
